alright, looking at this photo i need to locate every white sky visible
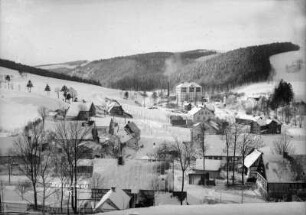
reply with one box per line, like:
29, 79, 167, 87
0, 0, 305, 65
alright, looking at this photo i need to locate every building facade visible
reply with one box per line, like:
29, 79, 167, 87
176, 82, 203, 106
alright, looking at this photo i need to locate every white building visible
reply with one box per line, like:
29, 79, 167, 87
175, 82, 202, 106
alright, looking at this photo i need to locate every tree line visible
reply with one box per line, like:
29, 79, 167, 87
0, 59, 101, 86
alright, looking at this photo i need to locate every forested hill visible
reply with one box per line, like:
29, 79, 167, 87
175, 42, 300, 91
69, 42, 299, 91
1, 42, 300, 92
0, 59, 101, 86
69, 50, 217, 90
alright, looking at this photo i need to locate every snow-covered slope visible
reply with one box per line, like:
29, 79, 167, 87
233, 50, 306, 100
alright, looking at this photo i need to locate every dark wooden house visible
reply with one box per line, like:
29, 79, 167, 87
251, 118, 281, 134
255, 153, 306, 201
66, 102, 96, 121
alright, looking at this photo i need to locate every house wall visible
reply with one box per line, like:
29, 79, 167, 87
268, 183, 306, 200
78, 111, 90, 120
176, 85, 202, 106
191, 109, 214, 123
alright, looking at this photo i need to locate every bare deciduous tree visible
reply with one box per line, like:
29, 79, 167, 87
38, 106, 49, 128
13, 121, 45, 209
228, 123, 243, 185
172, 139, 195, 205
54, 121, 92, 214
193, 123, 209, 172
237, 132, 263, 184
273, 131, 295, 155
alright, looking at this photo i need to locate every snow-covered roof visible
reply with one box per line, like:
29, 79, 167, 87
117, 130, 133, 143
204, 104, 215, 112
188, 107, 202, 116
176, 82, 201, 88
244, 149, 262, 168
91, 116, 112, 127
263, 154, 297, 183
66, 102, 93, 117
125, 122, 140, 136
195, 159, 222, 171
77, 159, 93, 166
93, 159, 166, 190
94, 187, 130, 212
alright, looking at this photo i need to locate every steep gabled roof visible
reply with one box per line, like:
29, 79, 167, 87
188, 107, 202, 116
94, 188, 130, 212
66, 102, 93, 117
244, 149, 262, 168
263, 154, 298, 183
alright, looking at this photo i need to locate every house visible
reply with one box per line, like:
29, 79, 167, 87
77, 159, 94, 176
107, 101, 124, 116
65, 102, 96, 120
251, 118, 282, 134
191, 120, 220, 137
91, 116, 113, 141
92, 158, 172, 191
255, 153, 306, 201
189, 159, 222, 185
175, 82, 202, 106
170, 115, 187, 126
116, 121, 141, 149
188, 105, 215, 123
183, 102, 192, 111
243, 149, 263, 181
94, 187, 131, 213
236, 114, 282, 134
199, 135, 242, 171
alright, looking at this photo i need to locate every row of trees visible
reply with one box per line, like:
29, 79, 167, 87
0, 58, 101, 86
13, 117, 91, 213
150, 122, 263, 204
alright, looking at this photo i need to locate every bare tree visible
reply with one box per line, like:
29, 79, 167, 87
237, 132, 263, 184
15, 181, 31, 201
224, 126, 232, 186
14, 120, 52, 209
193, 123, 209, 172
38, 106, 49, 128
54, 121, 92, 214
273, 131, 295, 155
13, 120, 48, 209
54, 153, 69, 212
38, 142, 56, 215
55, 87, 60, 99
172, 139, 195, 205
228, 123, 243, 185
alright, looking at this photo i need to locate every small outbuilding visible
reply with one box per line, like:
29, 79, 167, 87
94, 187, 131, 213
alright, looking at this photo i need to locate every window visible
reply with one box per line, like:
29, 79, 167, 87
181, 87, 187, 92
196, 87, 201, 92
189, 87, 194, 92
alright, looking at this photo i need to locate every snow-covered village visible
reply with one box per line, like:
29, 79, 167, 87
0, 0, 305, 214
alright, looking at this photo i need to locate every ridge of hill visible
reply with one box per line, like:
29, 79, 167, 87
0, 59, 100, 86
1, 43, 299, 92
58, 42, 299, 91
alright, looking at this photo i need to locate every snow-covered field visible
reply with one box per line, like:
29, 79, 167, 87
102, 202, 306, 215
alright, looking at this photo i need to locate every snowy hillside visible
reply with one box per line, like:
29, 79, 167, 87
233, 50, 306, 100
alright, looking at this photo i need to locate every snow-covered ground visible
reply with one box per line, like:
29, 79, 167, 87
102, 202, 306, 215
234, 50, 306, 100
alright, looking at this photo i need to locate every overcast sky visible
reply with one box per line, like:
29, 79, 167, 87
0, 0, 305, 65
